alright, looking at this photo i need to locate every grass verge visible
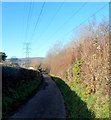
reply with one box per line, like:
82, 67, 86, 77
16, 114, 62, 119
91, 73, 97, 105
51, 74, 109, 118
50, 75, 95, 118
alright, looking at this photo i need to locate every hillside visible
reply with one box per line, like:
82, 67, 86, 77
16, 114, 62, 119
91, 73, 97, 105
4, 57, 44, 68
6, 57, 44, 63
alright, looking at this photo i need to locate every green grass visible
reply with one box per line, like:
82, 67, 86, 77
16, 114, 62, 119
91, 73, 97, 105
2, 76, 41, 116
51, 75, 109, 118
51, 75, 95, 118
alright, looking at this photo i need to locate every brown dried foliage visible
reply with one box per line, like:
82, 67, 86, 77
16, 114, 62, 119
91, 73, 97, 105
44, 19, 109, 94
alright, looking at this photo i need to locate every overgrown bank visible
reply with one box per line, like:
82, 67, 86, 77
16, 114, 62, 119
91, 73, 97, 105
51, 73, 109, 118
2, 63, 42, 116
51, 75, 95, 118
43, 19, 109, 118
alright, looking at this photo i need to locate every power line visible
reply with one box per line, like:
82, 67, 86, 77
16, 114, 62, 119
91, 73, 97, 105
62, 3, 109, 38
23, 2, 108, 58
37, 1, 65, 40
23, 2, 29, 45
30, 0, 46, 42
47, 1, 65, 27
48, 2, 109, 44
22, 0, 33, 59
25, 0, 34, 42
40, 3, 109, 58
46, 2, 87, 41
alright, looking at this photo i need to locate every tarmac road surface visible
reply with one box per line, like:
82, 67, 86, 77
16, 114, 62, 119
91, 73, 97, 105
9, 74, 66, 119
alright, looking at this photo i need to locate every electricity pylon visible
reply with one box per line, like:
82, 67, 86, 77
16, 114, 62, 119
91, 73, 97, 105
24, 42, 31, 68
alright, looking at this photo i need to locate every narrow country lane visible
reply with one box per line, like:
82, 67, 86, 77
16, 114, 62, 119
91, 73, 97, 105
9, 74, 66, 119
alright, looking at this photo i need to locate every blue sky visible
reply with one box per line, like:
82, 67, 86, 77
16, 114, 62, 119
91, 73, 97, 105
2, 2, 109, 58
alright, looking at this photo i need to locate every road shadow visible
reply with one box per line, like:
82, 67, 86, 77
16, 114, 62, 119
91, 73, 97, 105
52, 76, 95, 119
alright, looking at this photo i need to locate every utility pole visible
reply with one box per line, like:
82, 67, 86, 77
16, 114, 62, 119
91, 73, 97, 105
24, 42, 31, 68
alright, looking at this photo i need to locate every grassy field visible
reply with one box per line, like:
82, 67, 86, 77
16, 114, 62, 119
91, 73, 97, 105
51, 75, 109, 118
